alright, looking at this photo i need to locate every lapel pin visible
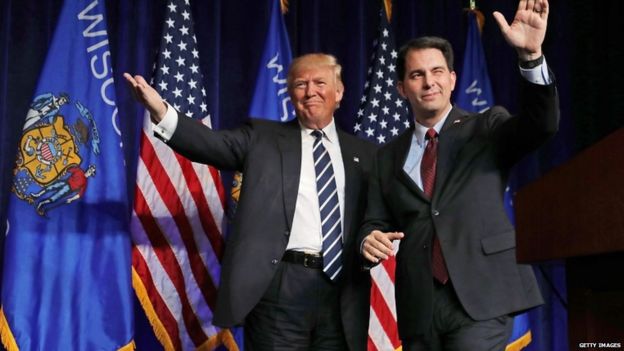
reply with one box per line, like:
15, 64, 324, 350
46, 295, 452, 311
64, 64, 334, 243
453, 119, 461, 124
353, 157, 360, 163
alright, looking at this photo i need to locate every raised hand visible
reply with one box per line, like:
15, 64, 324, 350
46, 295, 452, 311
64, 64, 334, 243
123, 73, 168, 123
493, 0, 549, 61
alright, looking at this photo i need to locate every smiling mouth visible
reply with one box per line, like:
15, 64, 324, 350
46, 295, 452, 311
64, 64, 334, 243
421, 92, 440, 100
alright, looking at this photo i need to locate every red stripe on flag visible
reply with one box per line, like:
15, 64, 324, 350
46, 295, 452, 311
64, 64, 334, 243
208, 165, 226, 208
174, 152, 224, 260
132, 245, 184, 350
134, 187, 210, 347
139, 133, 218, 309
370, 279, 401, 349
367, 336, 379, 351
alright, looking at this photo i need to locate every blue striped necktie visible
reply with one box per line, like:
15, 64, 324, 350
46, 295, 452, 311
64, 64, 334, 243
311, 130, 343, 281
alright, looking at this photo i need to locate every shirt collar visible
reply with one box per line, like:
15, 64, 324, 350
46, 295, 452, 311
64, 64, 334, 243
300, 118, 339, 144
413, 105, 452, 146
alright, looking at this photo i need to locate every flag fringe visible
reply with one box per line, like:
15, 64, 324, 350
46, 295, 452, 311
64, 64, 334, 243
118, 340, 136, 351
464, 8, 485, 33
132, 268, 240, 351
0, 307, 19, 351
2, 305, 136, 351
505, 330, 532, 351
197, 329, 240, 351
132, 268, 176, 351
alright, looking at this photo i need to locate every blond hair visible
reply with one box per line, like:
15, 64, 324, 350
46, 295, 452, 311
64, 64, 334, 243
287, 53, 343, 91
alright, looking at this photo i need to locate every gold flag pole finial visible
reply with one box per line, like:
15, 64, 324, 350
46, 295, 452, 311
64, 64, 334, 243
280, 0, 289, 14
465, 0, 485, 33
384, 0, 392, 22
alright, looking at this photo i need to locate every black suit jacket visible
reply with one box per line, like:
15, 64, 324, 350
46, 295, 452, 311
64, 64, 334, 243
359, 79, 559, 340
167, 116, 376, 350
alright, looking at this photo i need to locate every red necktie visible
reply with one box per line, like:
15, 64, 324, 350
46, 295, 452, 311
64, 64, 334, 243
421, 128, 449, 284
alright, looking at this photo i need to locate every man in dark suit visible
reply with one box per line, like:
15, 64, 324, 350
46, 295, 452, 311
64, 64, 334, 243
125, 53, 375, 350
358, 0, 558, 350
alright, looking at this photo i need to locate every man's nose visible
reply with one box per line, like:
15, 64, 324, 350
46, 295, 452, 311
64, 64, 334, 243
423, 72, 434, 88
305, 83, 317, 96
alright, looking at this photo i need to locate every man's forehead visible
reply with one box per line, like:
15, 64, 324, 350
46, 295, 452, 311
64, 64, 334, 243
292, 65, 333, 79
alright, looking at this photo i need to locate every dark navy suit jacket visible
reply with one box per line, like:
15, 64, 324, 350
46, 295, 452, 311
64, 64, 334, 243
167, 116, 377, 350
359, 79, 559, 340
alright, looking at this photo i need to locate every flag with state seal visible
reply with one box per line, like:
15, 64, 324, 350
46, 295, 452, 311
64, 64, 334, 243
0, 1, 133, 350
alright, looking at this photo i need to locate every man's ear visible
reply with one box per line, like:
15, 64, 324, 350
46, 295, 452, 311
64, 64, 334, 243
397, 80, 406, 99
335, 81, 344, 104
450, 71, 457, 92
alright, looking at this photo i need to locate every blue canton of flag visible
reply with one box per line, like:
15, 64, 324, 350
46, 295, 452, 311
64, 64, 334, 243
455, 11, 532, 351
153, 2, 209, 120
0, 1, 133, 350
248, 0, 294, 121
354, 8, 410, 144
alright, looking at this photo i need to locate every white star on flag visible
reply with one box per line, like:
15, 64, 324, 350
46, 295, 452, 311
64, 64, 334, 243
354, 12, 410, 145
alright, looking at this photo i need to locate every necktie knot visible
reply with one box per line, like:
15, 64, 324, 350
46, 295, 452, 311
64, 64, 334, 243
425, 128, 438, 141
312, 130, 324, 140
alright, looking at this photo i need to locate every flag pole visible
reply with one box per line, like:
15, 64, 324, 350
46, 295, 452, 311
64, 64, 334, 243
383, 0, 392, 22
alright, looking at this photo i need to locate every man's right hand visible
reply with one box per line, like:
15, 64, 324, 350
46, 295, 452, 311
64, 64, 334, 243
361, 230, 404, 263
123, 73, 168, 123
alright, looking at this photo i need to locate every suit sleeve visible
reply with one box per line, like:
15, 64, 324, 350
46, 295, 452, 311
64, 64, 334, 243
490, 75, 560, 166
166, 110, 253, 171
357, 150, 396, 255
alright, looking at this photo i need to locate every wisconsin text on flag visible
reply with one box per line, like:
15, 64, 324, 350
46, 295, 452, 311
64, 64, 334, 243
1, 0, 133, 350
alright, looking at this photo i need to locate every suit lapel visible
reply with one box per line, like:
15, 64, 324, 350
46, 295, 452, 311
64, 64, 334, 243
277, 120, 302, 230
434, 107, 469, 197
337, 130, 359, 243
394, 129, 430, 202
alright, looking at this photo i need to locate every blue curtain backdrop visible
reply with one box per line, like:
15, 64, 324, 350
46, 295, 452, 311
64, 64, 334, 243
2, 0, 624, 350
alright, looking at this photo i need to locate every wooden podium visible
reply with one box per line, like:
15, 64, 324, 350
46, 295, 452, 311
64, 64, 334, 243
515, 128, 624, 347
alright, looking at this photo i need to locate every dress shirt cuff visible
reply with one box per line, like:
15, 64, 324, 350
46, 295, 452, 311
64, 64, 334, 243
519, 56, 552, 85
152, 101, 179, 142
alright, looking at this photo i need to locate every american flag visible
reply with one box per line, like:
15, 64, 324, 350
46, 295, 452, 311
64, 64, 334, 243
354, 14, 410, 145
131, 0, 238, 350
354, 5, 410, 351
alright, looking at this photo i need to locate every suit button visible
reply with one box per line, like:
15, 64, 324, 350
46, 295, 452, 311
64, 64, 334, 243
423, 244, 428, 250
271, 259, 278, 265
284, 230, 290, 236
432, 210, 440, 216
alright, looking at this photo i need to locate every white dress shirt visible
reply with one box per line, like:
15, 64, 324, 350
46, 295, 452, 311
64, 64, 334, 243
288, 120, 345, 253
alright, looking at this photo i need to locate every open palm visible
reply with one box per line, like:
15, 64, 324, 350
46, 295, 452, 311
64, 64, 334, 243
493, 0, 549, 59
